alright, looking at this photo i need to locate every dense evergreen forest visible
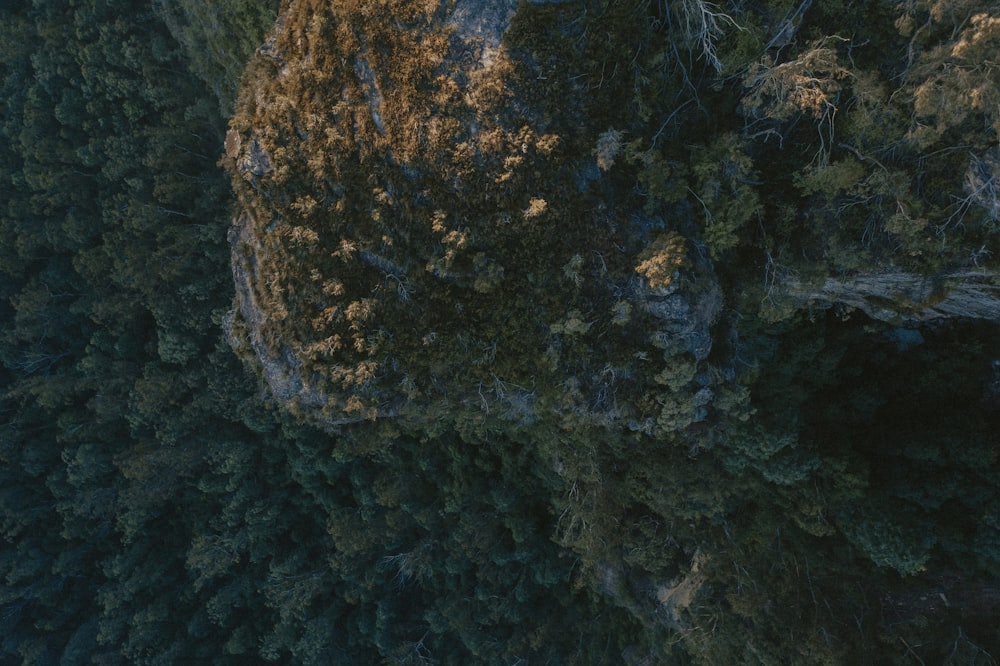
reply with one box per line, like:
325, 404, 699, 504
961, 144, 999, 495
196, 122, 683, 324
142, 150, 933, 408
2, 0, 1000, 663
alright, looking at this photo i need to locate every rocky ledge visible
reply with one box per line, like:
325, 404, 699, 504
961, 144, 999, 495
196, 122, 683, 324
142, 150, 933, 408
785, 270, 1000, 324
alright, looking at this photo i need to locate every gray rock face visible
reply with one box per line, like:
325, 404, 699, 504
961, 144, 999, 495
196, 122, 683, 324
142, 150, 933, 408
785, 271, 1000, 324
227, 212, 367, 424
240, 135, 273, 177
448, 0, 518, 54
638, 252, 723, 362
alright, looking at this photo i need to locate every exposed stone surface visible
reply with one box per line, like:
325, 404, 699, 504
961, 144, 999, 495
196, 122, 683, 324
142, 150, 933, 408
448, 0, 517, 54
226, 211, 366, 422
638, 249, 723, 361
234, 134, 273, 180
785, 271, 1000, 324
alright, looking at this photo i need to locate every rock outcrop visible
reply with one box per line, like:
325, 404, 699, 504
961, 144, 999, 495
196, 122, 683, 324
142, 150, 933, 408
784, 271, 1000, 324
226, 210, 359, 421
224, 0, 728, 431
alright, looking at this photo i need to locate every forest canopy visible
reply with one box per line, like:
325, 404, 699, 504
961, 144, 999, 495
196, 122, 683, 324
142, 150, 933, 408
2, 0, 1000, 664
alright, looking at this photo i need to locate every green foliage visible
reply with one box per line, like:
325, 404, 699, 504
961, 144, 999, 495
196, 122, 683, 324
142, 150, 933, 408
154, 0, 280, 116
3, 0, 1000, 664
689, 133, 762, 257
839, 503, 936, 575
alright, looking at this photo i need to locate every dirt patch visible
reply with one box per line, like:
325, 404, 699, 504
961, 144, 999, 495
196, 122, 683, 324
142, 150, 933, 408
656, 549, 708, 624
